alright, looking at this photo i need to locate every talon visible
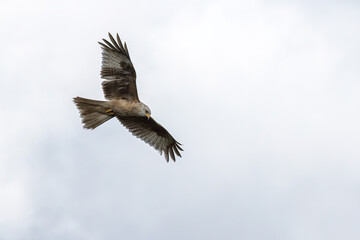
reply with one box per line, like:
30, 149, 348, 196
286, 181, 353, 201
106, 109, 114, 115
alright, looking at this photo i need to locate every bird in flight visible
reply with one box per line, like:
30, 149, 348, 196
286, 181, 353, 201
74, 33, 182, 162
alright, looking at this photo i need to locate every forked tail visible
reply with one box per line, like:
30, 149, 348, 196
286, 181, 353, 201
73, 97, 113, 129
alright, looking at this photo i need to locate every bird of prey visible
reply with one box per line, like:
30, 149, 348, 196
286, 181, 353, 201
74, 33, 182, 162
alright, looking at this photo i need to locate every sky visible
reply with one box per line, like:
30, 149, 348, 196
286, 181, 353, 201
1, 0, 360, 239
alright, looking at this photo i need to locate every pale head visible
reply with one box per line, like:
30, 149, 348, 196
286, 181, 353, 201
134, 102, 151, 119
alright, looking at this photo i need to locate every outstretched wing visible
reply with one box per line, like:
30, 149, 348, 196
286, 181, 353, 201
117, 116, 183, 162
99, 33, 139, 101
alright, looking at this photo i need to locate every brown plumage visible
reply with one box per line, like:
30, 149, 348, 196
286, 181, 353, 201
74, 33, 182, 162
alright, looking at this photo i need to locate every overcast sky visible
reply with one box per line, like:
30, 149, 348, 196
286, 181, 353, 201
1, 0, 360, 239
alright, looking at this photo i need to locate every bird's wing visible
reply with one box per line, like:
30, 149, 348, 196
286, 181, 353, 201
98, 33, 139, 101
117, 116, 183, 162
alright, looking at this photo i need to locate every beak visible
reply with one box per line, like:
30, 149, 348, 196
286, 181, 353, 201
145, 113, 151, 119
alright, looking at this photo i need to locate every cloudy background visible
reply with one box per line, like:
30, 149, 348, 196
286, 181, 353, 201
1, 0, 360, 239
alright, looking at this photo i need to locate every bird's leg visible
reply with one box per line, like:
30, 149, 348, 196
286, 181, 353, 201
105, 109, 114, 115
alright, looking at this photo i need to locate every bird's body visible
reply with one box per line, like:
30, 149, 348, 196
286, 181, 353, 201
108, 99, 146, 116
74, 33, 182, 162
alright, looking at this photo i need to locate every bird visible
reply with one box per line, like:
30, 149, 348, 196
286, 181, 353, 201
73, 33, 182, 162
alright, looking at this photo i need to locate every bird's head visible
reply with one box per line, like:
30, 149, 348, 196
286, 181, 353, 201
140, 103, 151, 119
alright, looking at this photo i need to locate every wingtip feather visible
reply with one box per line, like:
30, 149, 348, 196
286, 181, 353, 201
164, 149, 169, 162
169, 148, 175, 161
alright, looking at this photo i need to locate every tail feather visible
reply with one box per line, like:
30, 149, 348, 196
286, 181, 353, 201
73, 97, 113, 129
